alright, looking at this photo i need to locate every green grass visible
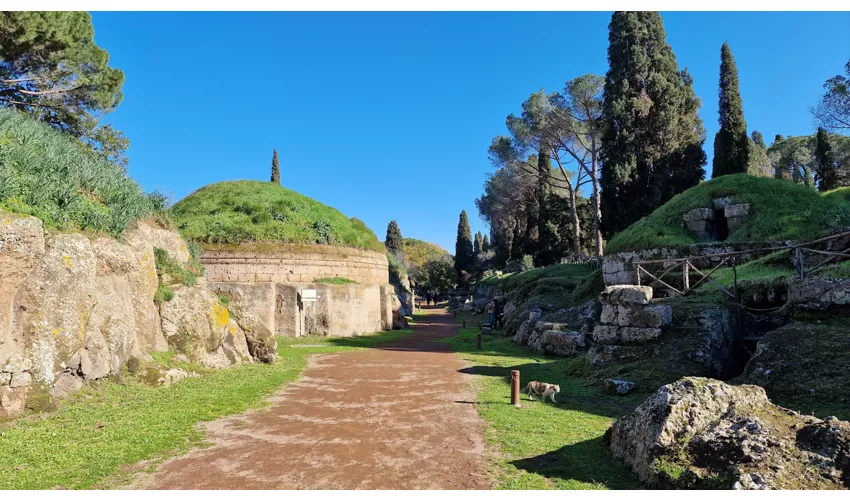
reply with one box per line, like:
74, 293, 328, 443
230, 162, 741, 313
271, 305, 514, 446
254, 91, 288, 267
442, 315, 641, 490
169, 180, 383, 252
606, 174, 850, 254
314, 277, 356, 285
0, 108, 160, 236
0, 329, 412, 490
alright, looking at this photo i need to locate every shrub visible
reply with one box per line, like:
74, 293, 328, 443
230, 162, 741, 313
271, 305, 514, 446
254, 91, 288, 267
505, 255, 535, 274
0, 109, 156, 236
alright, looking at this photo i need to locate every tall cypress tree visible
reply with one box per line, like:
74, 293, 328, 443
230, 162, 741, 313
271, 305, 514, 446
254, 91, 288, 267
454, 210, 474, 280
816, 127, 836, 191
474, 231, 483, 255
712, 42, 749, 178
752, 130, 766, 149
482, 234, 490, 253
271, 149, 281, 185
600, 11, 707, 235
385, 220, 403, 256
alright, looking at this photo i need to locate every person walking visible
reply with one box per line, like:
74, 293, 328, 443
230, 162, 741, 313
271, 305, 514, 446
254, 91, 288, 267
493, 299, 503, 330
486, 300, 495, 327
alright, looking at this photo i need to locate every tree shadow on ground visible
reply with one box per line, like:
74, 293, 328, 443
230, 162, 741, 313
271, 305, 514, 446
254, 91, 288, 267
509, 435, 642, 490
458, 362, 641, 420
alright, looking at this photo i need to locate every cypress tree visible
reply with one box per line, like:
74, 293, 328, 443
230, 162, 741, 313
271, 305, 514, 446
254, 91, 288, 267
271, 149, 281, 185
816, 127, 836, 191
474, 231, 483, 255
712, 42, 749, 178
600, 11, 706, 235
752, 130, 766, 149
482, 234, 490, 253
454, 210, 474, 279
385, 220, 403, 256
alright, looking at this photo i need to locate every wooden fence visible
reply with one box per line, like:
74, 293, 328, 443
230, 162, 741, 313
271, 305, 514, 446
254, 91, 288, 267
633, 230, 850, 297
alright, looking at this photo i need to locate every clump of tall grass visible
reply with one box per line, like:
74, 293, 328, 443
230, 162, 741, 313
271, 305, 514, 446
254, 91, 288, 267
0, 109, 159, 236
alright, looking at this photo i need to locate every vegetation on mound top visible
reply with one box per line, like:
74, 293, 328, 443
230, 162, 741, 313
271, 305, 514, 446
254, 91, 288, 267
170, 180, 383, 252
606, 174, 850, 254
313, 277, 356, 285
0, 109, 161, 236
403, 237, 451, 268
479, 264, 603, 308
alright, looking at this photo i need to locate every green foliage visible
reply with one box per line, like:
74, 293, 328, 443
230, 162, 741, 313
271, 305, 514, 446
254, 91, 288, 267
0, 12, 126, 160
600, 11, 707, 236
811, 59, 850, 131
712, 43, 749, 178
422, 256, 456, 293
154, 284, 174, 305
747, 138, 772, 177
403, 237, 452, 285
474, 231, 483, 255
482, 234, 490, 252
387, 251, 409, 290
384, 220, 403, 256
454, 210, 474, 280
606, 174, 850, 253
153, 247, 202, 288
440, 321, 640, 489
270, 149, 280, 185
815, 127, 837, 191
313, 277, 355, 285
169, 180, 383, 252
0, 329, 412, 489
0, 109, 156, 235
768, 133, 850, 189
504, 254, 535, 274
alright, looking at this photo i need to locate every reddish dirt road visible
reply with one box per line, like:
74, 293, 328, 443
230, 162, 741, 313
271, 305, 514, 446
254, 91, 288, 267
136, 306, 490, 489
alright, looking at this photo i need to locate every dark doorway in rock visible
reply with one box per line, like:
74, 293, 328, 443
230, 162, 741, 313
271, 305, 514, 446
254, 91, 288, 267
713, 208, 729, 241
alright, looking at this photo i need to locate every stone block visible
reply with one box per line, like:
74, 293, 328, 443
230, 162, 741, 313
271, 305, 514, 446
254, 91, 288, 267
788, 278, 850, 311
9, 372, 32, 388
724, 203, 750, 218
592, 325, 662, 345
600, 304, 672, 328
682, 208, 714, 223
600, 285, 653, 305
0, 372, 10, 385
541, 331, 586, 357
606, 379, 636, 395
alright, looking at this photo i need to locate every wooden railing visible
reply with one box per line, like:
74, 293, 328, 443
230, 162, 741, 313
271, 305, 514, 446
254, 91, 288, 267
634, 230, 850, 296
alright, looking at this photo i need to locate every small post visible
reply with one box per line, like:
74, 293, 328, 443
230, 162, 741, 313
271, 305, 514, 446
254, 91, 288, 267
476, 332, 482, 349
682, 260, 690, 292
462, 319, 467, 329
795, 247, 805, 279
511, 370, 520, 408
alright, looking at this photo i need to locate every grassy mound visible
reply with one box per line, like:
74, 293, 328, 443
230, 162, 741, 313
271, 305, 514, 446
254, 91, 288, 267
170, 181, 383, 252
0, 109, 158, 236
606, 174, 850, 254
403, 238, 450, 267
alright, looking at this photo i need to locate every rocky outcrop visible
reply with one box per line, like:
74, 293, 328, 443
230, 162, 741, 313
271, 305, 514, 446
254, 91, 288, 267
589, 286, 671, 365
607, 377, 850, 489
0, 211, 271, 420
160, 286, 252, 369
788, 278, 850, 311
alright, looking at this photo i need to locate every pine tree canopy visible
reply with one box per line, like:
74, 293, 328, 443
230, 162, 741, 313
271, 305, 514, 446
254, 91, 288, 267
712, 42, 750, 178
385, 220, 404, 256
600, 11, 706, 236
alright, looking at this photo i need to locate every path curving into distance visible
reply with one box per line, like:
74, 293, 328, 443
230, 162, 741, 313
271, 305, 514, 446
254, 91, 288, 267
135, 306, 490, 490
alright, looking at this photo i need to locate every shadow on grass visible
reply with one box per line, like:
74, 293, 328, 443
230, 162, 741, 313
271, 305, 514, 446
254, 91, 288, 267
509, 436, 641, 490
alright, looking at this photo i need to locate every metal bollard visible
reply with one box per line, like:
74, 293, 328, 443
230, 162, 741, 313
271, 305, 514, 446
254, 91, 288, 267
511, 370, 520, 407
477, 332, 482, 349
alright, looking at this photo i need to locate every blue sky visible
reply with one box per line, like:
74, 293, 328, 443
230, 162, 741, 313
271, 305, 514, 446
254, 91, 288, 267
90, 12, 850, 252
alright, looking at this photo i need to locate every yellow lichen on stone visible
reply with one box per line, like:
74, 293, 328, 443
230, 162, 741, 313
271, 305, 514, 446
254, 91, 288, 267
212, 301, 229, 328
62, 255, 72, 269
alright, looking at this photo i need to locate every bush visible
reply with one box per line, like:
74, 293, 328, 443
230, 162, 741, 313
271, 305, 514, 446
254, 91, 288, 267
0, 109, 157, 236
504, 255, 535, 274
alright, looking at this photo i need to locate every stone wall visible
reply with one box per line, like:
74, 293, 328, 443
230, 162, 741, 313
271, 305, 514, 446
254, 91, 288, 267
202, 243, 393, 338
201, 243, 389, 285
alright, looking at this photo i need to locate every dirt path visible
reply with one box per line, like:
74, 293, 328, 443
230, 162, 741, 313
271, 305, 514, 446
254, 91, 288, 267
134, 306, 490, 490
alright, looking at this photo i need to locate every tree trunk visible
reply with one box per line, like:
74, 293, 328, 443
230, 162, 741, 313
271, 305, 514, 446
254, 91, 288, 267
569, 188, 582, 256
591, 144, 603, 258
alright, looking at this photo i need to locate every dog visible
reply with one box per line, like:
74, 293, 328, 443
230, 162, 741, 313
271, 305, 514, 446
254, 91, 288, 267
525, 381, 560, 403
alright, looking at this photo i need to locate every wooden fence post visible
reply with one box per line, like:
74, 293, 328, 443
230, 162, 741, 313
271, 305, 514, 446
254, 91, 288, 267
682, 260, 690, 292
511, 370, 520, 408
795, 247, 805, 279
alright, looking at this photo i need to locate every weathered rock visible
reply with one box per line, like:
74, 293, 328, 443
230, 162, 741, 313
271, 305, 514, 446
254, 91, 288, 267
512, 318, 538, 346
160, 286, 252, 369
607, 377, 850, 489
787, 278, 850, 311
599, 285, 653, 305
544, 300, 601, 333
0, 386, 27, 418
683, 208, 715, 239
9, 371, 31, 388
725, 203, 751, 233
589, 344, 655, 365
541, 331, 586, 357
52, 371, 84, 399
606, 379, 636, 396
161, 368, 197, 387
213, 285, 278, 363
591, 325, 662, 345
526, 329, 545, 352
600, 304, 672, 328
0, 372, 10, 385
